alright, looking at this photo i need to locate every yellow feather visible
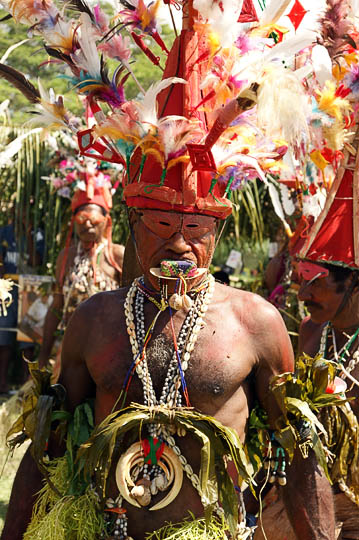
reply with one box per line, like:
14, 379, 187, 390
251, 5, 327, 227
316, 81, 351, 123
167, 155, 190, 170
143, 147, 164, 167
310, 149, 329, 171
332, 64, 346, 82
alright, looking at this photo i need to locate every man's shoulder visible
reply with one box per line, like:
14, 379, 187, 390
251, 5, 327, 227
224, 285, 281, 324
111, 243, 125, 265
80, 287, 128, 311
66, 288, 129, 337
299, 315, 322, 336
57, 244, 77, 265
112, 243, 125, 254
215, 285, 288, 348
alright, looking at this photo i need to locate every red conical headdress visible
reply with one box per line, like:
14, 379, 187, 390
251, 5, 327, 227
79, 1, 259, 219
297, 144, 359, 269
123, 4, 231, 218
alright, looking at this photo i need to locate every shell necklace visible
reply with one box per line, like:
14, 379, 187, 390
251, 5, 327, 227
319, 322, 359, 387
125, 274, 214, 412
117, 274, 215, 513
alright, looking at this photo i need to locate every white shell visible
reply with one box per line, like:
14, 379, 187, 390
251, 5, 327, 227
131, 485, 145, 498
182, 295, 193, 310
150, 480, 159, 495
136, 487, 152, 506
169, 293, 183, 310
155, 474, 168, 491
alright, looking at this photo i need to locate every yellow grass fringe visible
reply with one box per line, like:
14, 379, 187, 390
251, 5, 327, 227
24, 457, 104, 540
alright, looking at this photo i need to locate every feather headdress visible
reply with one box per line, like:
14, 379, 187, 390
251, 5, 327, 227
2, 0, 359, 221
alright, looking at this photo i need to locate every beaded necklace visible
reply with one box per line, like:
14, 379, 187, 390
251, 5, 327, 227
61, 240, 117, 328
110, 274, 252, 538
115, 275, 215, 516
125, 274, 214, 413
319, 322, 359, 385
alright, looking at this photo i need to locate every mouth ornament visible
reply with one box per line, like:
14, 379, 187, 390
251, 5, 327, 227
150, 260, 207, 311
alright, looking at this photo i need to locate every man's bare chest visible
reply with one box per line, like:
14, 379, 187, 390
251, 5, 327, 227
87, 313, 254, 410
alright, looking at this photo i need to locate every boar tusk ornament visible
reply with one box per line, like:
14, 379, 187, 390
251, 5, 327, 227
116, 441, 183, 510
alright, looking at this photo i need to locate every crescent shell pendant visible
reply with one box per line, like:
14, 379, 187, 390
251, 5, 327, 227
115, 441, 184, 511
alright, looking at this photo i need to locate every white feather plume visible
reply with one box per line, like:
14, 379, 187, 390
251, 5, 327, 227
193, 0, 244, 48
263, 31, 317, 63
136, 77, 186, 126
259, 0, 291, 26
71, 13, 101, 78
268, 182, 285, 221
311, 44, 333, 86
267, 180, 292, 234
279, 183, 295, 216
257, 66, 311, 147
0, 128, 42, 168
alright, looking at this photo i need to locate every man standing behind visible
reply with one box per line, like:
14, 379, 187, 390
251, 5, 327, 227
296, 163, 359, 540
37, 179, 124, 370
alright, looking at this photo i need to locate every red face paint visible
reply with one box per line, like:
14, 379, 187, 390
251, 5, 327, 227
297, 261, 329, 281
74, 209, 106, 226
137, 209, 217, 241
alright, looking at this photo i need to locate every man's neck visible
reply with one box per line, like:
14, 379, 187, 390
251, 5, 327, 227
80, 239, 103, 251
331, 304, 359, 334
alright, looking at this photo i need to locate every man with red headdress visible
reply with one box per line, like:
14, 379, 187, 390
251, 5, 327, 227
294, 161, 359, 540
37, 178, 124, 370
0, 0, 336, 538
254, 142, 359, 539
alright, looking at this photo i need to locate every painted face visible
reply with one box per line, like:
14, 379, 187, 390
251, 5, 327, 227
131, 209, 218, 290
296, 261, 329, 283
297, 262, 348, 324
74, 204, 107, 244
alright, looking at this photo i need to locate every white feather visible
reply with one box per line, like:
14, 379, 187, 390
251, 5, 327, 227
263, 31, 317, 63
257, 67, 311, 146
71, 13, 101, 78
268, 182, 287, 224
259, 0, 291, 26
136, 77, 186, 126
0, 128, 42, 168
212, 146, 267, 182
193, 0, 243, 48
311, 44, 333, 86
302, 190, 326, 219
279, 183, 295, 216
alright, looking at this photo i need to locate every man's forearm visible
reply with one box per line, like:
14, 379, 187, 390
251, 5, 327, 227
1, 447, 43, 540
282, 450, 335, 540
38, 299, 63, 366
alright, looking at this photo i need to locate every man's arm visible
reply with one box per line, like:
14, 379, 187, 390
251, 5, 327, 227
254, 299, 335, 540
112, 243, 125, 285
0, 447, 43, 540
1, 301, 95, 539
37, 292, 64, 367
37, 251, 65, 367
283, 449, 335, 539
